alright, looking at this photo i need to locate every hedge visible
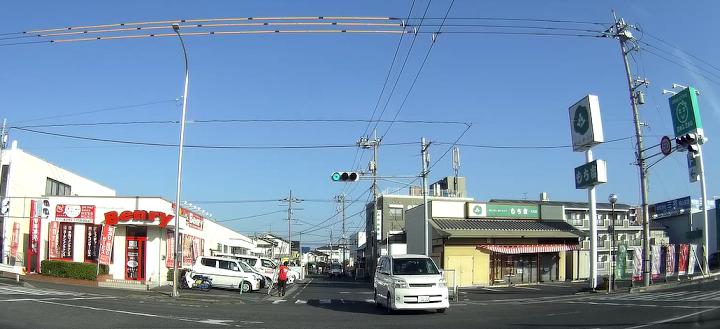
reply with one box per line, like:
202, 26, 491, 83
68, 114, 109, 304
41, 260, 109, 281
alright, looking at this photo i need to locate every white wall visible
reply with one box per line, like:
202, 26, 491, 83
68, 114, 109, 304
430, 200, 465, 218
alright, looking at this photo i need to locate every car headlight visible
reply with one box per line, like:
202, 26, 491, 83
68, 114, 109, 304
393, 279, 408, 289
438, 278, 447, 288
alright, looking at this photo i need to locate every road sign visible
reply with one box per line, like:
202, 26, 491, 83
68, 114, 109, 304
687, 152, 702, 183
569, 95, 604, 152
660, 136, 672, 156
669, 87, 703, 138
574, 159, 607, 189
651, 196, 691, 219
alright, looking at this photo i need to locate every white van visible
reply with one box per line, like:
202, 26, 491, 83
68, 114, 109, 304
214, 253, 271, 287
373, 254, 449, 313
192, 256, 261, 292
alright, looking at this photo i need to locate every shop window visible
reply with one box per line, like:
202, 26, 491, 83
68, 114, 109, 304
84, 224, 102, 262
59, 223, 74, 260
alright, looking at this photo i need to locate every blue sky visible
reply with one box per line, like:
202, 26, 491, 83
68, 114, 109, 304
1, 1, 718, 246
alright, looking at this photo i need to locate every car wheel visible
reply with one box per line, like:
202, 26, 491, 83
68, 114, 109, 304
386, 293, 393, 314
241, 281, 251, 293
374, 289, 381, 308
437, 308, 446, 314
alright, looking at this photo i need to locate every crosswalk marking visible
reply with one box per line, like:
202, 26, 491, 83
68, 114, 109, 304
0, 284, 91, 297
295, 299, 307, 304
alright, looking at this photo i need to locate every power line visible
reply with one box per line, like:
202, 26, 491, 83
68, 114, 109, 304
216, 210, 285, 222
10, 99, 178, 125
634, 25, 720, 74
404, 17, 609, 26
434, 136, 634, 149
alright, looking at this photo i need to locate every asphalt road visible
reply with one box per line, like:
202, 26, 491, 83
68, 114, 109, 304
0, 275, 718, 328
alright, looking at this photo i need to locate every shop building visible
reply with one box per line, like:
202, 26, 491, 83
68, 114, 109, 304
0, 141, 116, 271
406, 200, 585, 287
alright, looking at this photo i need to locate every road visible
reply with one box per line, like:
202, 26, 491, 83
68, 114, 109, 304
0, 275, 718, 328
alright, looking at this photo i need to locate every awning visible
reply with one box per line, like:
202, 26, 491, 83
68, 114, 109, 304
477, 243, 580, 254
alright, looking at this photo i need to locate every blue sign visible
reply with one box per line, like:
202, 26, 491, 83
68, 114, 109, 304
651, 196, 691, 219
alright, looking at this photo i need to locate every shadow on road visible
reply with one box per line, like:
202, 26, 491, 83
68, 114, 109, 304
305, 299, 445, 316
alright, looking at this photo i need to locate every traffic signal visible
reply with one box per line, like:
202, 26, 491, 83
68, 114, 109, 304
675, 133, 700, 154
331, 172, 359, 182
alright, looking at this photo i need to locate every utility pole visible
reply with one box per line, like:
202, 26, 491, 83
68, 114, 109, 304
357, 130, 379, 272
0, 119, 7, 264
611, 14, 651, 287
421, 138, 431, 256
281, 190, 301, 259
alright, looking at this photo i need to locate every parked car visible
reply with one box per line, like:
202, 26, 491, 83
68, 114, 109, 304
192, 256, 261, 292
214, 253, 270, 287
227, 255, 278, 282
373, 254, 449, 313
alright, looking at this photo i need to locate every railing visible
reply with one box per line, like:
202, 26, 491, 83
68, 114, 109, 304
442, 269, 459, 302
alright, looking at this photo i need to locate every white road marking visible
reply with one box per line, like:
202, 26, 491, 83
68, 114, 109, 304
199, 319, 235, 325
290, 278, 313, 299
480, 287, 502, 292
0, 296, 116, 303
33, 300, 236, 326
295, 299, 307, 304
319, 299, 331, 304
513, 286, 540, 291
339, 291, 350, 294
364, 299, 375, 303
272, 299, 286, 304
624, 307, 720, 329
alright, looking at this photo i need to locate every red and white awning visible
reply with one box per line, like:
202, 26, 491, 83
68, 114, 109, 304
477, 244, 580, 254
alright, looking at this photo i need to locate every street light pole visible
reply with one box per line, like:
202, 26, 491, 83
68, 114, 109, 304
608, 193, 618, 293
171, 23, 190, 298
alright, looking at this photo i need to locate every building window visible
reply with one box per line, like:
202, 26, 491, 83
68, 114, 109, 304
59, 223, 74, 260
84, 224, 102, 262
45, 178, 71, 196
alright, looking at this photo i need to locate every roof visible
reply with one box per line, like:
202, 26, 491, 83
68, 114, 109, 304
433, 218, 585, 239
489, 199, 635, 211
384, 254, 429, 259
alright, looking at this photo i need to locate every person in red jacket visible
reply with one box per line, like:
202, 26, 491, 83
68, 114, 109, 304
277, 261, 289, 297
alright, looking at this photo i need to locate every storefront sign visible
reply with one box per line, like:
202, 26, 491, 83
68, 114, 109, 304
103, 210, 174, 228
48, 221, 60, 259
666, 244, 676, 277
650, 196, 691, 219
688, 244, 697, 276
569, 94, 604, 152
186, 213, 204, 231
85, 225, 101, 261
60, 223, 74, 259
10, 222, 20, 257
678, 244, 689, 275
98, 225, 116, 265
669, 86, 703, 137
55, 205, 96, 224
468, 203, 539, 219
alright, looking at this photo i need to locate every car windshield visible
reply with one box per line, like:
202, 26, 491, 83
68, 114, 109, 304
238, 261, 253, 272
331, 264, 342, 270
392, 258, 440, 275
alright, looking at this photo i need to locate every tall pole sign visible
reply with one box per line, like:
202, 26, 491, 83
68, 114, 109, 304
668, 86, 709, 275
569, 94, 607, 291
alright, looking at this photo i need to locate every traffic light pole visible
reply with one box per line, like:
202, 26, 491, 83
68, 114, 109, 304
613, 15, 651, 287
698, 144, 710, 275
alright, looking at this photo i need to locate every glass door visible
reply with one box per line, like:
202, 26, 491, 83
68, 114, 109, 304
125, 237, 146, 281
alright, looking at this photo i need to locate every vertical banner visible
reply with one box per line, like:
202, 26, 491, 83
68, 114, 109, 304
665, 244, 676, 277
616, 242, 627, 280
48, 221, 60, 259
85, 225, 101, 261
165, 230, 175, 268
10, 222, 20, 258
182, 234, 193, 266
98, 225, 116, 265
632, 248, 643, 281
192, 237, 201, 261
60, 224, 74, 259
678, 244, 689, 275
688, 244, 698, 275
29, 200, 41, 255
651, 245, 661, 280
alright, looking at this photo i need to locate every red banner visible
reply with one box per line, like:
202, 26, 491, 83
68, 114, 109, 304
98, 225, 116, 265
166, 230, 175, 268
10, 222, 20, 257
55, 205, 96, 224
678, 244, 689, 275
29, 200, 41, 255
48, 221, 60, 259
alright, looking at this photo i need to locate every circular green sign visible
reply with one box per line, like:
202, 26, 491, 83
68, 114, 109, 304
675, 101, 689, 124
573, 105, 590, 135
473, 204, 483, 215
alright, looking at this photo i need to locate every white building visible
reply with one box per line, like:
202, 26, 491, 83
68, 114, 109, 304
0, 141, 116, 271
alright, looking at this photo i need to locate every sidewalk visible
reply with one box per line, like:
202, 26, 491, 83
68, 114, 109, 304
629, 271, 720, 293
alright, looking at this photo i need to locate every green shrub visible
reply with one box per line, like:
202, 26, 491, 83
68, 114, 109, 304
41, 260, 108, 281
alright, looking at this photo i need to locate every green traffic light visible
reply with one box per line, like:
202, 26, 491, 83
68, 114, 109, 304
331, 172, 341, 181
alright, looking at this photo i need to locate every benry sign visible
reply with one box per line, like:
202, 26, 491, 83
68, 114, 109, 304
104, 210, 174, 228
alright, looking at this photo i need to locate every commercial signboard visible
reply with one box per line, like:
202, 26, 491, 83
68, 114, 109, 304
650, 196, 691, 219
29, 200, 41, 256
651, 245, 661, 280
466, 202, 539, 219
666, 244, 676, 277
166, 230, 175, 268
688, 244, 697, 276
60, 224, 74, 259
669, 86, 703, 137
10, 222, 20, 258
616, 242, 627, 280
569, 94, 604, 152
48, 221, 60, 259
574, 160, 608, 189
98, 225, 116, 265
85, 225, 101, 261
678, 244, 689, 275
55, 204, 96, 224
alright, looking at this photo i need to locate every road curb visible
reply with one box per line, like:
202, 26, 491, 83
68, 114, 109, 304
629, 274, 720, 293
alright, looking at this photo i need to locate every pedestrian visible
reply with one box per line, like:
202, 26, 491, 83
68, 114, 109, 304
278, 261, 289, 297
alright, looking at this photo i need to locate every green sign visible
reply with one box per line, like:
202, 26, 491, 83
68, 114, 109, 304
616, 242, 627, 280
574, 160, 607, 189
573, 105, 590, 135
669, 87, 703, 137
486, 204, 539, 219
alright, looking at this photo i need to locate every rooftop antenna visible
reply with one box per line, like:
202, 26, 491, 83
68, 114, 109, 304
452, 146, 460, 177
